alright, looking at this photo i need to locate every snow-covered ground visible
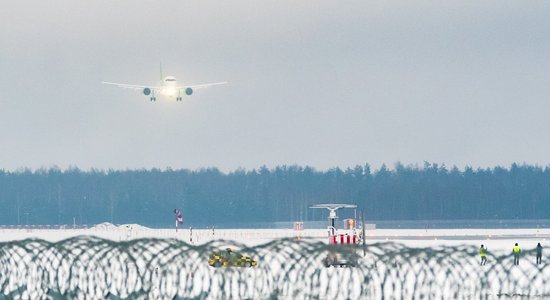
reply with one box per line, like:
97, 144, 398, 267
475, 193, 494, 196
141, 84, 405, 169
369, 228, 550, 253
1, 225, 549, 299
1, 225, 549, 252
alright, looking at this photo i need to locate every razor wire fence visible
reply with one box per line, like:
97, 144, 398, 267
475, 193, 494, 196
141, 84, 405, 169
0, 236, 549, 299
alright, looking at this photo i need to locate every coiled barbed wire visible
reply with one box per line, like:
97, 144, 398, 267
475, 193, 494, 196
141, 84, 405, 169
0, 237, 549, 299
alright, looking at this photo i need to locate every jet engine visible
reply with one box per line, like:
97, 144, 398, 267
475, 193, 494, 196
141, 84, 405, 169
185, 88, 193, 95
143, 88, 151, 96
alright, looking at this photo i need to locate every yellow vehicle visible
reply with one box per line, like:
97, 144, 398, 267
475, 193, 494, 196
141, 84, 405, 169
208, 248, 257, 268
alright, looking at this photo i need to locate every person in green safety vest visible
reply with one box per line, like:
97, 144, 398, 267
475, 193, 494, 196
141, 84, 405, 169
512, 243, 521, 265
479, 244, 488, 265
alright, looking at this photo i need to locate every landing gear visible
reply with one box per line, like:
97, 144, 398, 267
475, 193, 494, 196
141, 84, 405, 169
150, 97, 157, 102
176, 97, 182, 101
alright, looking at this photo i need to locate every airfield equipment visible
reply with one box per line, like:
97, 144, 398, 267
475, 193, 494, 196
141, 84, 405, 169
310, 204, 361, 267
310, 204, 357, 237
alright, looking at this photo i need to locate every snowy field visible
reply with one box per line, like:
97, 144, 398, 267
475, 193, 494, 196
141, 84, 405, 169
1, 224, 549, 252
1, 225, 550, 299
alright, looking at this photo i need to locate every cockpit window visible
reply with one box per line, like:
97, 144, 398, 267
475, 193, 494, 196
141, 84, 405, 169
165, 78, 176, 82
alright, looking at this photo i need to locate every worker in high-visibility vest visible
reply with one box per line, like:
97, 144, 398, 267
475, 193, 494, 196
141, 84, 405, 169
512, 243, 521, 265
479, 244, 488, 266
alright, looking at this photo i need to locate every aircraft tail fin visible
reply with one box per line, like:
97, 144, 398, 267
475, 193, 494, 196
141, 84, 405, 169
160, 63, 163, 82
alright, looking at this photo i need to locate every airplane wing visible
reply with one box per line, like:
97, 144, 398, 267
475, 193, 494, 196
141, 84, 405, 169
178, 81, 228, 90
101, 81, 161, 91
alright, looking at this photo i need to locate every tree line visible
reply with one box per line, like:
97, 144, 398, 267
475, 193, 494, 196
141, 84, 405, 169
0, 163, 549, 227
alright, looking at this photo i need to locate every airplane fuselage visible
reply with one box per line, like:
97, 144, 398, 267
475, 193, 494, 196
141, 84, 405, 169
161, 76, 178, 97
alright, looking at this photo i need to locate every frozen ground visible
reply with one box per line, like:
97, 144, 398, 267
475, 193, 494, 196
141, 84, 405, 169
1, 225, 549, 252
1, 225, 549, 299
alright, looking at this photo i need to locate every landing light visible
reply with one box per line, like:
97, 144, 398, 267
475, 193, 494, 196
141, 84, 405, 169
162, 88, 177, 96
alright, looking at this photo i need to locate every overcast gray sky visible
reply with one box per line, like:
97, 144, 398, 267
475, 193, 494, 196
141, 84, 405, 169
1, 1, 550, 172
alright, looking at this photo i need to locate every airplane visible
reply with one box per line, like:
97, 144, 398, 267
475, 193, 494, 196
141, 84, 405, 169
102, 65, 227, 102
